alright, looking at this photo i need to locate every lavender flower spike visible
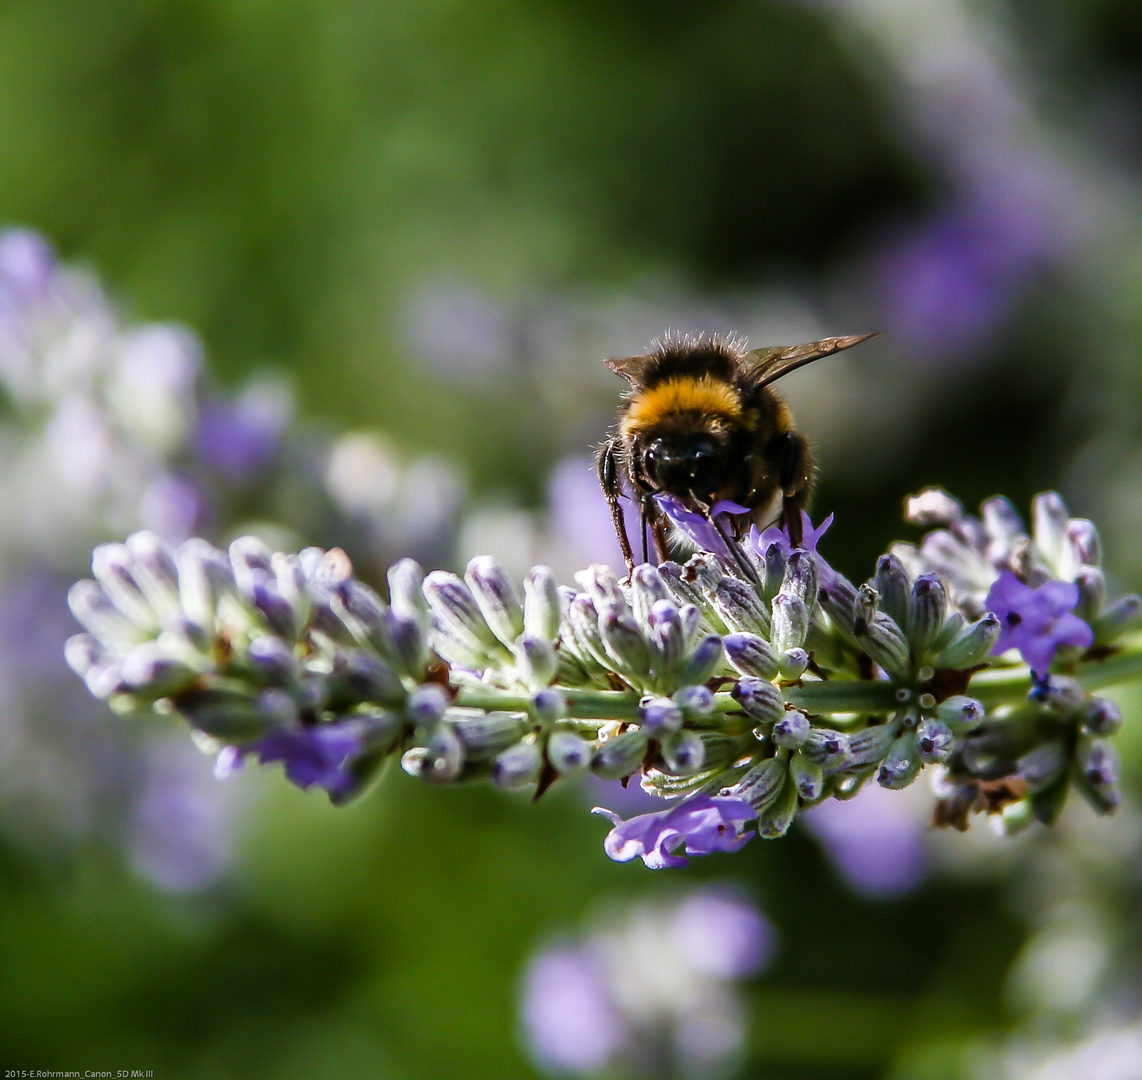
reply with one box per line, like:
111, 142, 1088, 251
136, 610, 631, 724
592, 793, 754, 868
985, 570, 1094, 677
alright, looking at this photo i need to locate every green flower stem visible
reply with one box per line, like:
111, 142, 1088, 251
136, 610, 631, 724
969, 633, 1142, 708
452, 634, 1142, 729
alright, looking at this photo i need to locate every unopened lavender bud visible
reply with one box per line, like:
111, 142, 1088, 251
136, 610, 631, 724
648, 599, 685, 673
124, 531, 181, 614
730, 757, 786, 811
877, 732, 921, 789
1067, 519, 1101, 570
732, 677, 784, 724
905, 487, 962, 527
334, 650, 406, 706
69, 579, 147, 647
556, 648, 596, 687
1074, 567, 1107, 624
723, 632, 779, 679
247, 635, 297, 684
848, 721, 898, 766
659, 562, 715, 622
932, 613, 1001, 669
407, 683, 450, 726
466, 556, 524, 648
874, 554, 910, 628
253, 687, 297, 726
569, 595, 609, 668
906, 574, 947, 656
120, 643, 196, 696
936, 696, 985, 733
1032, 492, 1070, 566
523, 566, 561, 643
531, 687, 566, 724
547, 730, 591, 773
916, 718, 954, 764
773, 710, 810, 748
762, 542, 787, 602
576, 564, 625, 610
712, 578, 769, 634
517, 634, 558, 689
930, 611, 964, 654
181, 689, 270, 741
630, 564, 671, 625
1091, 594, 1142, 645
640, 696, 683, 735
229, 535, 274, 599
251, 581, 297, 638
857, 613, 911, 678
662, 730, 705, 773
421, 721, 466, 783
680, 604, 701, 648
357, 709, 404, 754
591, 730, 649, 779
85, 662, 126, 700
64, 634, 100, 679
677, 635, 723, 687
388, 558, 429, 632
758, 774, 798, 838
771, 593, 809, 652
804, 728, 852, 772
1075, 738, 1121, 814
90, 544, 156, 630
451, 712, 528, 760
781, 550, 819, 607
176, 539, 236, 629
1083, 697, 1122, 737
1018, 740, 1067, 790
684, 553, 723, 593
1043, 676, 1086, 717
674, 684, 714, 720
600, 607, 652, 678
789, 753, 823, 800
981, 496, 1025, 547
335, 581, 391, 652
425, 571, 502, 655
818, 571, 858, 631
777, 647, 809, 681
492, 740, 542, 789
385, 611, 428, 677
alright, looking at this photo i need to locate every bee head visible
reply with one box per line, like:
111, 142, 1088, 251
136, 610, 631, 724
642, 430, 725, 499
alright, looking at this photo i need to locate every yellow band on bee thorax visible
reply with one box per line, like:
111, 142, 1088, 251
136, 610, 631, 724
621, 376, 743, 433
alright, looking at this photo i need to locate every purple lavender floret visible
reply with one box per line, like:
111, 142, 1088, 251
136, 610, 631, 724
985, 570, 1094, 678
216, 721, 366, 800
751, 510, 834, 559
592, 793, 754, 869
654, 493, 750, 561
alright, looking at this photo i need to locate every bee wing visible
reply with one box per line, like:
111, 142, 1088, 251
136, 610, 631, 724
604, 353, 654, 384
745, 332, 878, 388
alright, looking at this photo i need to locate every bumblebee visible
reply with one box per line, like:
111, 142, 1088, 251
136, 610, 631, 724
597, 332, 875, 569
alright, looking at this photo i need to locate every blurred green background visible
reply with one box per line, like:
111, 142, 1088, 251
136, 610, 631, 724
6, 1, 1142, 1077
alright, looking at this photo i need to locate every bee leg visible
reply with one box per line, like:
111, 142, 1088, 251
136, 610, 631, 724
778, 433, 814, 548
598, 438, 635, 570
650, 504, 671, 563
639, 497, 652, 566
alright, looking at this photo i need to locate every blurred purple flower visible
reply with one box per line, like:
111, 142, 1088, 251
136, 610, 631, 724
194, 377, 292, 480
671, 888, 775, 979
592, 793, 754, 869
0, 228, 55, 299
520, 945, 627, 1075
654, 494, 749, 561
985, 570, 1093, 677
874, 190, 1059, 356
128, 735, 238, 894
547, 455, 639, 571
803, 782, 929, 899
